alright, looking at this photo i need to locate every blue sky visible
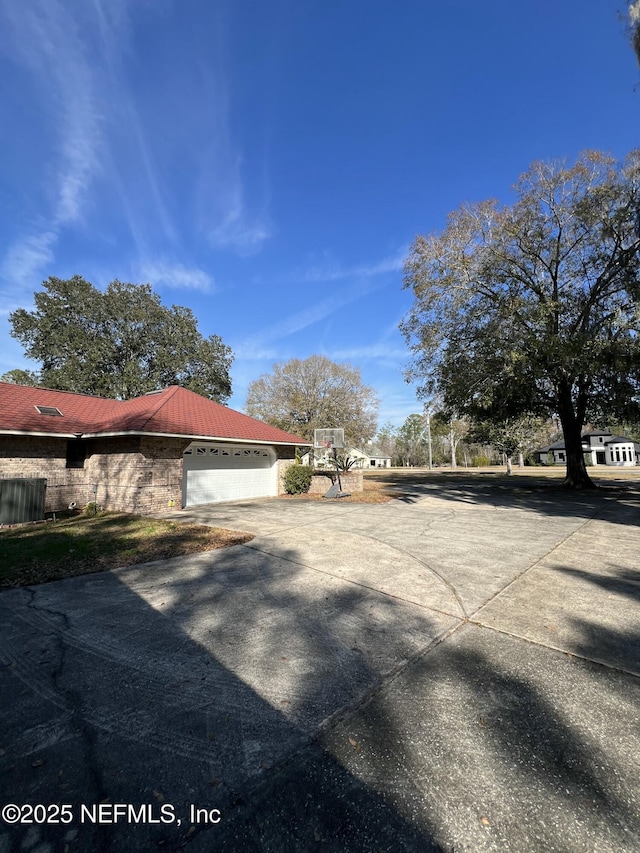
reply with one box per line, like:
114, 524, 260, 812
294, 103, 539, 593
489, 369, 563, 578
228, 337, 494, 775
0, 1, 637, 428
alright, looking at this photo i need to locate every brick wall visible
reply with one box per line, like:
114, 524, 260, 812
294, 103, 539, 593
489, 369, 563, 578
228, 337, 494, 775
309, 470, 362, 494
0, 435, 188, 515
0, 437, 310, 513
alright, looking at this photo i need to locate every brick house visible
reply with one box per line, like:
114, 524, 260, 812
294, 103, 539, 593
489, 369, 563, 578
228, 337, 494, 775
0, 383, 312, 514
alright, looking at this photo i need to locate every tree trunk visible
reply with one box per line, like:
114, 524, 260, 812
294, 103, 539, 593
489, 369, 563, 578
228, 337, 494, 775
450, 430, 457, 469
506, 456, 513, 475
557, 385, 596, 489
518, 452, 524, 468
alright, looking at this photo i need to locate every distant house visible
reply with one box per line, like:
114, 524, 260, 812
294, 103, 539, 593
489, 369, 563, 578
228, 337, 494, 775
306, 442, 392, 469
602, 435, 638, 467
348, 444, 393, 469
582, 430, 616, 465
0, 383, 311, 514
537, 439, 569, 465
537, 430, 638, 467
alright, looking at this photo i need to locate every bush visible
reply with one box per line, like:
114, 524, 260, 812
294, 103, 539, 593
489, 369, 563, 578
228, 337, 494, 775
284, 465, 313, 495
471, 454, 492, 467
83, 502, 101, 516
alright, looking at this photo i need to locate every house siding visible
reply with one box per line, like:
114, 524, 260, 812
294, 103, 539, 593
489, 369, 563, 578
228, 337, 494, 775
0, 435, 188, 515
605, 442, 636, 467
1, 435, 305, 514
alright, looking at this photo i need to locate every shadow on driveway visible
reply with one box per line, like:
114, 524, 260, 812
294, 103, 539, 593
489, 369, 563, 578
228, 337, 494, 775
0, 515, 638, 851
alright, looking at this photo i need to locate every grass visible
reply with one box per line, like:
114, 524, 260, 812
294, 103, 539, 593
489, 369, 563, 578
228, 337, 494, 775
0, 512, 253, 589
364, 464, 640, 488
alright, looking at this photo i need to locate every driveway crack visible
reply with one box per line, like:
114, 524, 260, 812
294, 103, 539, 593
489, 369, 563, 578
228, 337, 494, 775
25, 588, 111, 812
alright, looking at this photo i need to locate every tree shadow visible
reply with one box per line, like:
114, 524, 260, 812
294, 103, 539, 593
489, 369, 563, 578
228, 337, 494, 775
323, 626, 639, 852
374, 470, 640, 528
0, 535, 637, 851
545, 563, 640, 676
0, 544, 445, 852
551, 565, 640, 602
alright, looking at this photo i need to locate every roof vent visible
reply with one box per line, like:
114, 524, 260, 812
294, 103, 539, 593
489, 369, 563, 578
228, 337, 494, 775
144, 389, 165, 395
35, 405, 63, 417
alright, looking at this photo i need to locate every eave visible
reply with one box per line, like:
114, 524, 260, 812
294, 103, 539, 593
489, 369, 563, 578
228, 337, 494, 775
0, 428, 312, 446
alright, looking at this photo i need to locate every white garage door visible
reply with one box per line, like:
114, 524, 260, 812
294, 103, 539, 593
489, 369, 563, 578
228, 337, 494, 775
183, 444, 276, 506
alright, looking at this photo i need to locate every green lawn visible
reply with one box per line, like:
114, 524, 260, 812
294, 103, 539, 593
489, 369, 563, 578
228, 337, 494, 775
0, 512, 253, 589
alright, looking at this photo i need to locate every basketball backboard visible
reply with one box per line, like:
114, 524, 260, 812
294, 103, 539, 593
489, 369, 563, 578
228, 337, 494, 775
313, 428, 345, 449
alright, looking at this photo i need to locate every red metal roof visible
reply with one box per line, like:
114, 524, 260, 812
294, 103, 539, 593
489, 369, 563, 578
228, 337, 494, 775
0, 383, 311, 445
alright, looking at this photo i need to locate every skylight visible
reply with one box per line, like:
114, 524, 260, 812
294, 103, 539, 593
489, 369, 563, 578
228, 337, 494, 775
35, 405, 63, 417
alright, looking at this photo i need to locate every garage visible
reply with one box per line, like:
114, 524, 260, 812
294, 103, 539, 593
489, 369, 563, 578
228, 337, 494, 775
182, 443, 276, 506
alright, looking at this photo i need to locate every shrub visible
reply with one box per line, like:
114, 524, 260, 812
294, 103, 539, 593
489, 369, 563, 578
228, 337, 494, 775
284, 465, 313, 495
83, 502, 101, 517
471, 454, 492, 467
331, 453, 359, 472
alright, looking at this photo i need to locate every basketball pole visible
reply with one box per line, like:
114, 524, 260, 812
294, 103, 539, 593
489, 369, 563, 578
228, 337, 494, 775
333, 445, 343, 492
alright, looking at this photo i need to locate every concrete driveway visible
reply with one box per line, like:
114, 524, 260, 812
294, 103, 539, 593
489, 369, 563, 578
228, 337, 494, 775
0, 481, 639, 852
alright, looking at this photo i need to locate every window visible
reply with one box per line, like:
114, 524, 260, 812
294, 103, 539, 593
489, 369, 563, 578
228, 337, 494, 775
184, 448, 192, 455
371, 459, 376, 467
616, 450, 620, 462
66, 440, 87, 469
243, 450, 251, 456
622, 450, 627, 462
210, 448, 219, 455
35, 405, 63, 417
196, 447, 207, 455
558, 452, 565, 462
599, 436, 603, 443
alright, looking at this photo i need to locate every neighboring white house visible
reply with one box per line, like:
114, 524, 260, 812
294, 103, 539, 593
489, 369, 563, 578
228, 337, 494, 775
348, 444, 392, 469
538, 430, 638, 467
581, 430, 616, 465
602, 435, 638, 467
304, 443, 392, 469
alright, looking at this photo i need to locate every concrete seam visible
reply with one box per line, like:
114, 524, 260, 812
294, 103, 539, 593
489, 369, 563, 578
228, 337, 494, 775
314, 620, 467, 736
468, 620, 640, 681
467, 510, 605, 622
241, 541, 463, 620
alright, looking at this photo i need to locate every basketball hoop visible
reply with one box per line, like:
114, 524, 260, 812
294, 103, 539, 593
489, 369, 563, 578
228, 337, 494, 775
313, 428, 350, 498
313, 428, 345, 450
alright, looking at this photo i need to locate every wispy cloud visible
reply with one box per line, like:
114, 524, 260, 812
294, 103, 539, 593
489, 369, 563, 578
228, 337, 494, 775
0, 0, 102, 226
206, 161, 271, 254
0, 232, 57, 292
235, 284, 371, 358
0, 0, 103, 298
235, 250, 405, 356
209, 207, 271, 255
138, 261, 214, 293
0, 0, 179, 303
194, 49, 272, 257
328, 344, 407, 362
297, 248, 406, 284
91, 0, 176, 247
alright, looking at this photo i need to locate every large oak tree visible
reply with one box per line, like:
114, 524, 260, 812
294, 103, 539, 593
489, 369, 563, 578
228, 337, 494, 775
401, 151, 640, 488
245, 355, 379, 446
9, 276, 233, 401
